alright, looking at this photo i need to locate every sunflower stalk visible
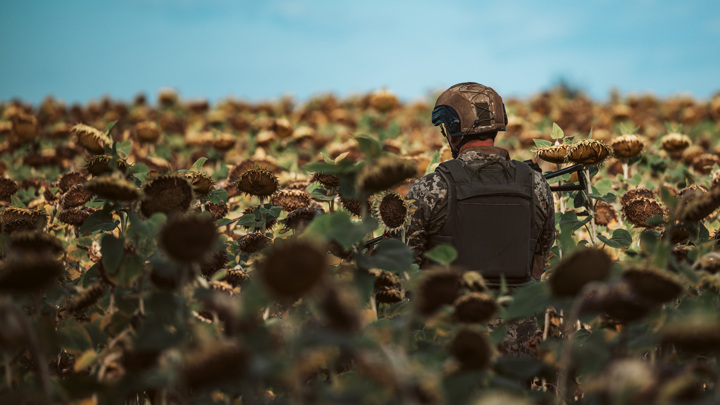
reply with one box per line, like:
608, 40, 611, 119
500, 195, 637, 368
585, 168, 598, 246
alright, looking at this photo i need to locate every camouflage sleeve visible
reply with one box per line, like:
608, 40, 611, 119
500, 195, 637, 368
404, 172, 448, 265
532, 171, 556, 259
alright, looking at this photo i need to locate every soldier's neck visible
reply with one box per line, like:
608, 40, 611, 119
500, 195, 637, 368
457, 140, 510, 159
457, 139, 494, 154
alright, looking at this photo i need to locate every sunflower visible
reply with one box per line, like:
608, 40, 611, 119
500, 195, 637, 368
85, 173, 142, 201
690, 154, 720, 175
270, 189, 311, 212
1, 207, 47, 228
72, 123, 111, 154
60, 184, 94, 209
236, 169, 279, 198
258, 238, 326, 299
0, 177, 19, 201
66, 284, 105, 313
415, 269, 462, 316
610, 134, 644, 159
185, 172, 214, 195
549, 247, 612, 297
58, 171, 88, 193
9, 231, 64, 255
311, 173, 341, 189
57, 208, 94, 227
282, 207, 320, 231
622, 196, 667, 227
140, 175, 193, 217
159, 215, 219, 263
659, 133, 691, 152
134, 121, 161, 143
11, 113, 39, 142
594, 201, 618, 226
372, 191, 408, 232
535, 143, 570, 164
357, 156, 417, 195
448, 328, 494, 371
0, 253, 64, 293
238, 232, 271, 254
567, 139, 612, 165
622, 266, 682, 304
452, 292, 498, 324
85, 154, 129, 176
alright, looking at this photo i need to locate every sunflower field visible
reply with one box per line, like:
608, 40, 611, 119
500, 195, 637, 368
2, 87, 720, 404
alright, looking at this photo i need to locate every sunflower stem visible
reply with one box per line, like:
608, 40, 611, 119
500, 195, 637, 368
585, 168, 597, 246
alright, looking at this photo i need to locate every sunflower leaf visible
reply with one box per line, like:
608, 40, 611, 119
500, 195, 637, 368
551, 123, 564, 139
533, 139, 553, 148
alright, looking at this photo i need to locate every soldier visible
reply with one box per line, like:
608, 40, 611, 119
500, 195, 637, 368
404, 82, 555, 356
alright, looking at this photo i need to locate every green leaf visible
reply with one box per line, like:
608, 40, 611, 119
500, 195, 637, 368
58, 319, 93, 352
208, 188, 228, 204
559, 211, 591, 233
10, 196, 25, 207
355, 238, 414, 273
533, 139, 553, 148
79, 208, 118, 233
645, 215, 666, 226
304, 211, 377, 249
502, 282, 550, 320
116, 140, 131, 157
236, 214, 257, 227
114, 254, 143, 287
105, 120, 118, 134
127, 163, 149, 183
307, 183, 335, 201
216, 217, 237, 227
101, 234, 124, 272
424, 244, 458, 265
191, 157, 208, 172
551, 123, 564, 139
354, 134, 382, 160
597, 228, 632, 248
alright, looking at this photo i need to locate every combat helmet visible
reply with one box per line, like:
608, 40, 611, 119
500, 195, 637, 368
431, 82, 508, 137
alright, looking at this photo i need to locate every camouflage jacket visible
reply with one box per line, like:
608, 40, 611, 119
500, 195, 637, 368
404, 145, 555, 272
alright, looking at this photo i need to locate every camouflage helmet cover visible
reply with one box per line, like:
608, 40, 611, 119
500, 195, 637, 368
433, 82, 507, 136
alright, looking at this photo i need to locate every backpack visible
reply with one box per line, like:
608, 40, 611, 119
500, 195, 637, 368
429, 158, 539, 287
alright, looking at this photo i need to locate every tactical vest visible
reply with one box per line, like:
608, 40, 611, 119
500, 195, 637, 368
429, 158, 539, 287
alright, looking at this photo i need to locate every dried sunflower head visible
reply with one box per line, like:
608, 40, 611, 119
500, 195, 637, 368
567, 139, 612, 165
620, 187, 655, 207
319, 286, 361, 333
212, 133, 236, 152
159, 214, 219, 263
140, 175, 193, 218
9, 231, 63, 255
369, 88, 399, 113
66, 284, 105, 313
0, 253, 64, 293
60, 184, 94, 209
691, 153, 720, 175
238, 232, 271, 254
134, 121, 161, 143
11, 113, 39, 142
258, 238, 326, 299
0, 177, 19, 201
270, 189, 311, 212
622, 196, 667, 227
236, 168, 279, 198
622, 266, 682, 304
695, 252, 720, 274
58, 171, 88, 193
659, 315, 720, 354
224, 269, 250, 287
185, 172, 214, 195
535, 143, 570, 164
594, 201, 618, 226
677, 185, 720, 222
338, 194, 368, 217
311, 172, 341, 189
2, 219, 38, 234
373, 191, 408, 232
283, 207, 321, 231
415, 269, 462, 316
199, 249, 228, 278
660, 133, 691, 152
610, 134, 645, 159
85, 173, 142, 202
72, 123, 111, 154
356, 156, 417, 195
85, 154, 129, 176
448, 328, 494, 371
57, 208, 93, 227
681, 144, 705, 164
452, 292, 498, 324
1, 207, 47, 228
196, 202, 228, 221
549, 247, 612, 297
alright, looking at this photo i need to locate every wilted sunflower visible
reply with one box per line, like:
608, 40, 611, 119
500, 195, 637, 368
549, 247, 612, 297
695, 252, 720, 274
85, 154, 129, 176
369, 88, 399, 112
196, 202, 228, 221
448, 328, 494, 371
185, 172, 214, 195
57, 208, 93, 227
11, 113, 39, 142
85, 173, 142, 201
567, 139, 612, 165
199, 249, 227, 278
58, 171, 87, 193
371, 269, 403, 304
623, 196, 667, 227
660, 133, 691, 152
72, 123, 111, 154
238, 232, 271, 254
270, 189, 311, 212
9, 231, 63, 255
60, 184, 94, 209
681, 145, 705, 164
258, 238, 326, 299
140, 175, 193, 217
2, 219, 37, 234
581, 281, 654, 323
1, 207, 47, 228
373, 191, 408, 232
622, 266, 682, 304
319, 286, 361, 333
452, 292, 498, 323
311, 173, 341, 189
236, 168, 279, 198
134, 121, 161, 143
159, 215, 218, 263
66, 284, 105, 313
212, 133, 237, 152
0, 177, 19, 201
416, 269, 462, 316
659, 315, 720, 354
594, 201, 618, 226
620, 187, 655, 207
535, 143, 570, 164
338, 194, 368, 217
356, 156, 417, 195
610, 134, 645, 159
0, 253, 64, 293
224, 269, 250, 287
690, 153, 720, 175
283, 207, 321, 231
677, 185, 720, 222
179, 340, 250, 392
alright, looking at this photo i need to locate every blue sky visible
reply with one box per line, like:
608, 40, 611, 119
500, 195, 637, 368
1, 0, 719, 105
